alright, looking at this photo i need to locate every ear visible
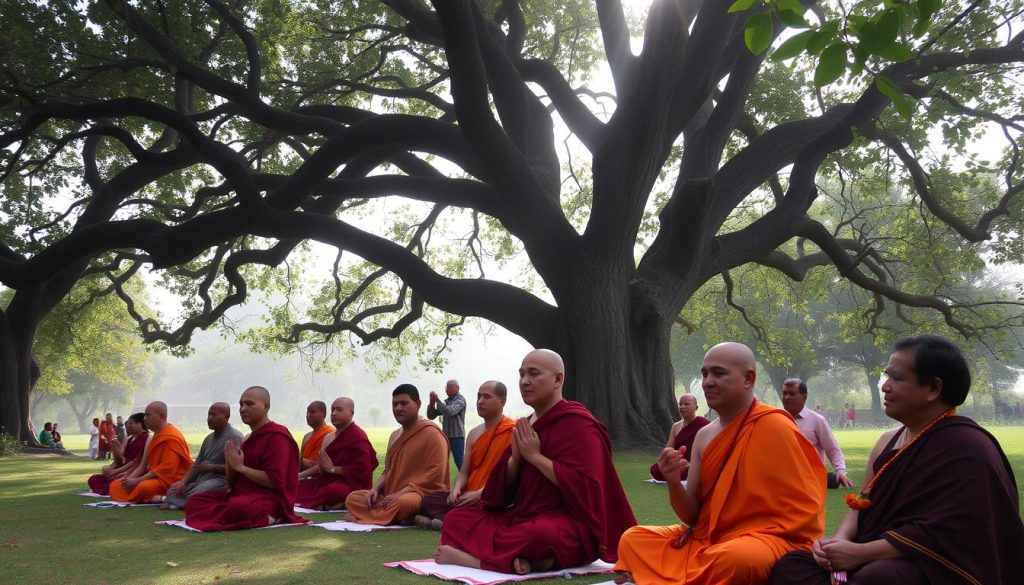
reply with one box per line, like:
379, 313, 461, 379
926, 377, 944, 403
554, 372, 564, 385
744, 368, 757, 388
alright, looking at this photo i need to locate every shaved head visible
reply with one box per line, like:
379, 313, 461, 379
144, 401, 168, 432
211, 402, 231, 417
678, 393, 699, 422
335, 397, 355, 411
207, 401, 231, 432
240, 386, 271, 429
524, 349, 565, 374
244, 386, 271, 407
147, 401, 167, 418
701, 342, 757, 422
519, 349, 566, 416
706, 342, 756, 370
331, 396, 355, 428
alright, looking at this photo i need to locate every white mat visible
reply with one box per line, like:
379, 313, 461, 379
83, 501, 159, 508
312, 520, 411, 532
77, 491, 110, 498
384, 559, 615, 585
294, 506, 343, 514
155, 519, 306, 532
643, 478, 686, 487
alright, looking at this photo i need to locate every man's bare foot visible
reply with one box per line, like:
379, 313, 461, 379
614, 572, 635, 584
344, 513, 356, 522
434, 545, 481, 568
514, 556, 554, 574
513, 558, 532, 575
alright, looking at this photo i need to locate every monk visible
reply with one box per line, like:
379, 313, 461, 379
772, 335, 1024, 585
87, 413, 150, 495
98, 413, 117, 460
650, 393, 709, 481
300, 401, 336, 470
344, 384, 449, 525
295, 397, 378, 510
416, 380, 516, 529
613, 342, 825, 585
160, 402, 243, 510
437, 349, 636, 575
109, 402, 192, 503
184, 386, 305, 530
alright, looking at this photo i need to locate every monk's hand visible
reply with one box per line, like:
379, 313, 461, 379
456, 489, 481, 507
367, 486, 381, 508
224, 441, 244, 472
812, 538, 833, 569
658, 447, 687, 482
820, 539, 866, 571
447, 486, 462, 505
514, 417, 541, 462
835, 470, 855, 489
169, 481, 184, 496
120, 476, 140, 490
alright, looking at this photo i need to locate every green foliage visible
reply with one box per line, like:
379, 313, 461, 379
0, 433, 21, 457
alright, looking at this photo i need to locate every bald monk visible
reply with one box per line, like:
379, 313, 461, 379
109, 402, 193, 503
613, 342, 825, 585
184, 386, 306, 531
344, 384, 450, 525
296, 397, 378, 510
772, 335, 1024, 585
161, 402, 243, 510
437, 349, 636, 575
87, 413, 149, 495
300, 400, 336, 470
650, 393, 710, 481
416, 380, 516, 529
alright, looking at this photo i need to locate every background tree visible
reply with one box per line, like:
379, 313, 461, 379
1, 0, 1022, 444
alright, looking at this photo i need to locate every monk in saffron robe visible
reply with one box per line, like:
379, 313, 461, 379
344, 384, 449, 525
109, 402, 192, 503
614, 342, 825, 585
438, 350, 637, 575
296, 397, 378, 510
650, 393, 709, 481
98, 413, 117, 460
772, 335, 1024, 585
184, 386, 306, 531
300, 400, 336, 470
88, 413, 149, 495
417, 380, 516, 528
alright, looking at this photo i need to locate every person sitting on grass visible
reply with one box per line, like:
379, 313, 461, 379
109, 403, 192, 503
50, 423, 64, 449
300, 400, 335, 470
88, 413, 149, 496
296, 397, 378, 511
649, 394, 709, 482
38, 422, 54, 448
159, 402, 242, 510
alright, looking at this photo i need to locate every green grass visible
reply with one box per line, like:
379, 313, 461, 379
3, 426, 1022, 584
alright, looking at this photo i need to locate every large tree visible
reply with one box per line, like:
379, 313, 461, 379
1, 0, 1023, 444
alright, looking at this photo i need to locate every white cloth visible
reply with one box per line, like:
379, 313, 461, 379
311, 520, 411, 532
383, 559, 615, 585
155, 519, 304, 532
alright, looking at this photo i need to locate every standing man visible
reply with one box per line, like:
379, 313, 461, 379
115, 415, 127, 445
613, 342, 825, 585
649, 393, 710, 481
437, 350, 636, 575
98, 413, 117, 460
185, 386, 306, 531
161, 402, 243, 510
428, 380, 467, 469
845, 403, 856, 428
772, 335, 1024, 585
300, 401, 336, 470
781, 379, 855, 489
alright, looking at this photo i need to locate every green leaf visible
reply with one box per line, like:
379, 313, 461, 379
777, 9, 810, 29
876, 75, 913, 118
814, 43, 847, 86
771, 29, 815, 61
806, 22, 839, 55
914, 0, 941, 36
860, 9, 901, 55
877, 42, 916, 62
744, 13, 774, 55
728, 0, 760, 14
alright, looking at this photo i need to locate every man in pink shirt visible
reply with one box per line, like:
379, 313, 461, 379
781, 379, 854, 489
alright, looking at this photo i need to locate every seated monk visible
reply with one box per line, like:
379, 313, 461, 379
437, 349, 636, 575
344, 384, 449, 525
109, 402, 192, 503
300, 400, 336, 470
650, 393, 709, 481
295, 397, 378, 510
185, 386, 306, 531
772, 335, 1024, 585
614, 342, 825, 585
161, 402, 243, 510
88, 413, 150, 495
416, 380, 516, 529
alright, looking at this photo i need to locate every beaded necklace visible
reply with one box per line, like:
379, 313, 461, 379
845, 407, 956, 510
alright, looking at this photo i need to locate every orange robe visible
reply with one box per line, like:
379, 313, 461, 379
614, 402, 825, 585
344, 419, 449, 525
302, 424, 336, 462
109, 424, 193, 503
465, 416, 515, 491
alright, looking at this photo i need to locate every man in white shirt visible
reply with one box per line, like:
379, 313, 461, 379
781, 378, 854, 489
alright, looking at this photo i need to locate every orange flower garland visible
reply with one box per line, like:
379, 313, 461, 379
844, 407, 956, 511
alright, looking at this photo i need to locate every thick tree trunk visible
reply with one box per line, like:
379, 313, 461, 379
0, 309, 21, 439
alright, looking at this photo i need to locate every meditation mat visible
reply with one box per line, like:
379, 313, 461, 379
83, 501, 159, 508
642, 479, 686, 486
383, 559, 615, 584
311, 520, 411, 532
77, 491, 110, 498
294, 506, 343, 514
155, 519, 306, 532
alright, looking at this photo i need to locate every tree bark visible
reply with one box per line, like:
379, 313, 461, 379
866, 370, 882, 424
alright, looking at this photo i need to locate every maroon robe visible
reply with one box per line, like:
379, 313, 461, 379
649, 415, 709, 481
184, 421, 307, 531
86, 431, 149, 495
772, 416, 1023, 585
295, 422, 378, 509
441, 400, 636, 572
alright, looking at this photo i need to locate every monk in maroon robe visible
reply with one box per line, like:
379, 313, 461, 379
649, 393, 709, 481
296, 397, 378, 510
437, 349, 636, 574
87, 413, 149, 495
772, 335, 1024, 585
185, 386, 306, 531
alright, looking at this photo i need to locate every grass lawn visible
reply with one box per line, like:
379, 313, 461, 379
2, 425, 1022, 584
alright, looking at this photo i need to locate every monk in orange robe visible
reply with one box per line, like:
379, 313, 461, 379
300, 400, 336, 470
109, 401, 193, 503
416, 380, 515, 528
614, 342, 825, 585
344, 384, 450, 525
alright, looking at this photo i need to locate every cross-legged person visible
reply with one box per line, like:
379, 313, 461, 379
437, 349, 636, 575
160, 402, 243, 510
109, 402, 192, 503
650, 393, 709, 481
296, 397, 378, 510
87, 413, 150, 495
300, 400, 335, 470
